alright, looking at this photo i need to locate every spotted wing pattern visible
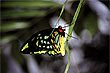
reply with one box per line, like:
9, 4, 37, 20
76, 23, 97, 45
20, 26, 65, 56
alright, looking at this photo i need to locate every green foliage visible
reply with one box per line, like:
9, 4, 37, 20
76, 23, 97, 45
83, 13, 98, 35
64, 41, 70, 73
65, 0, 84, 73
1, 1, 60, 44
2, 10, 47, 18
1, 22, 30, 32
50, 0, 68, 36
2, 1, 59, 8
56, 0, 68, 25
67, 0, 84, 40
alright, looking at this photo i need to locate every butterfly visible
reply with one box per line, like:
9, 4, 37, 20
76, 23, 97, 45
20, 26, 66, 56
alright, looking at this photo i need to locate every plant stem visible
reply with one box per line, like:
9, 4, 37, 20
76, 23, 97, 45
67, 0, 84, 40
65, 0, 84, 73
64, 41, 71, 73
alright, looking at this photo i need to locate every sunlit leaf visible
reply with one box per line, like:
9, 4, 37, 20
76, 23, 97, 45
1, 1, 60, 8
2, 10, 47, 18
1, 22, 30, 32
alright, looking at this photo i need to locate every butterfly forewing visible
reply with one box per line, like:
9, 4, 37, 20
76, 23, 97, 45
20, 26, 65, 56
21, 28, 52, 53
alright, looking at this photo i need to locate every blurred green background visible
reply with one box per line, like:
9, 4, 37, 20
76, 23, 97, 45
1, 0, 109, 73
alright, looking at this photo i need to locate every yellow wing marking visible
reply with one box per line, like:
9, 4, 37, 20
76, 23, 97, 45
54, 49, 61, 53
51, 39, 54, 43
52, 34, 54, 38
60, 35, 65, 56
21, 43, 29, 51
54, 32, 58, 36
36, 41, 38, 46
34, 51, 47, 54
54, 45, 61, 54
32, 37, 35, 41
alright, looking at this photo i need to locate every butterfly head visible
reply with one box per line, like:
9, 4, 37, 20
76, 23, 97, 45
58, 26, 65, 37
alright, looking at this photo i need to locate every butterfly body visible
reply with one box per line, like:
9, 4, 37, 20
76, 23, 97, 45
20, 26, 65, 56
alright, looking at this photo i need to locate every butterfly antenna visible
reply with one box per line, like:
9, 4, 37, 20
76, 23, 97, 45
65, 33, 78, 40
62, 22, 71, 28
62, 25, 69, 28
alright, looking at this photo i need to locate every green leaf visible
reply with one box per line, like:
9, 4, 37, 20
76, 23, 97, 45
1, 1, 60, 8
1, 22, 30, 32
83, 13, 98, 35
2, 10, 47, 18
